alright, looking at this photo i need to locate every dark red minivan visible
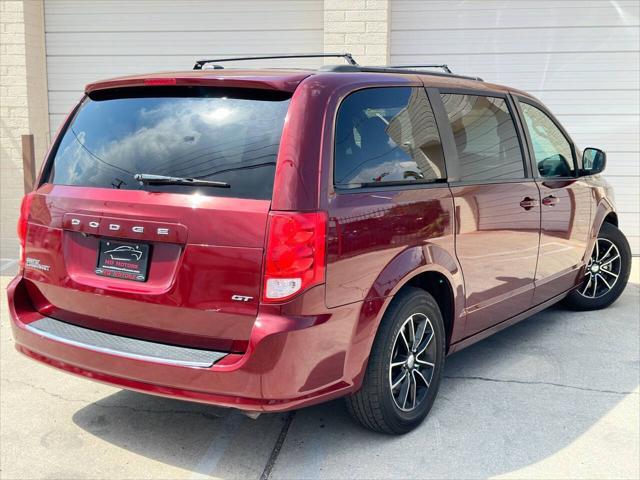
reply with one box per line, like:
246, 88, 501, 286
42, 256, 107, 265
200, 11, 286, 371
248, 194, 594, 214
8, 54, 632, 433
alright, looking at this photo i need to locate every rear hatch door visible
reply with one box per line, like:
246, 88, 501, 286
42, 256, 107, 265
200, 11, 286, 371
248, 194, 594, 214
23, 83, 293, 351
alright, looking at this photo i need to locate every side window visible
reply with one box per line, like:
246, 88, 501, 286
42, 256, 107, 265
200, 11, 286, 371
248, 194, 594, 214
334, 87, 446, 188
520, 102, 574, 178
440, 94, 525, 181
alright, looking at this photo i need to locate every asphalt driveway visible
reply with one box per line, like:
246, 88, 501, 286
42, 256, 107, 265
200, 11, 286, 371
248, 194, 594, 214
1, 259, 638, 479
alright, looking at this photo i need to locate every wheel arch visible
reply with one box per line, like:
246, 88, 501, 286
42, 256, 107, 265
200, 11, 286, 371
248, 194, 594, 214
367, 244, 465, 352
593, 199, 616, 233
603, 211, 618, 227
585, 200, 618, 263
346, 244, 465, 390
404, 271, 456, 352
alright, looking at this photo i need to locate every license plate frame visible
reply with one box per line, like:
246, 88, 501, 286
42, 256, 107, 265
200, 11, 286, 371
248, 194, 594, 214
95, 239, 150, 282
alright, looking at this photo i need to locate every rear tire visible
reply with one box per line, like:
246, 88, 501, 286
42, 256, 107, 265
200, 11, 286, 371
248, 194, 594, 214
346, 287, 445, 434
563, 222, 631, 311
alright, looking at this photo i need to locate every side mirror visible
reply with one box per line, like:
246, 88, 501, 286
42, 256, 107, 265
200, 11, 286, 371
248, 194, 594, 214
582, 147, 606, 175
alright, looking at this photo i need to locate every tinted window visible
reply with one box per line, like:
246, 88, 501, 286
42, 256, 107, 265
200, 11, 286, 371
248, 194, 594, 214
335, 87, 446, 188
520, 102, 574, 177
441, 94, 525, 181
47, 87, 291, 199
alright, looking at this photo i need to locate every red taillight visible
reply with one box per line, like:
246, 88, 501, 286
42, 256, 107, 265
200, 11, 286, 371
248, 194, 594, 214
17, 192, 35, 268
263, 211, 327, 302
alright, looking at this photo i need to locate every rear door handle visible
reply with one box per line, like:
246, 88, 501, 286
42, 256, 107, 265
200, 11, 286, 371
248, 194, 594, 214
519, 197, 539, 211
542, 195, 559, 206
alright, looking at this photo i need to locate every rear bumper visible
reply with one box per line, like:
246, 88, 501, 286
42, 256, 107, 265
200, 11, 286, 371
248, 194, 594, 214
23, 317, 227, 368
7, 275, 359, 412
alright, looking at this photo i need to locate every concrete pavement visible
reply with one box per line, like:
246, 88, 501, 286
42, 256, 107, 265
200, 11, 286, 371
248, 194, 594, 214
1, 259, 638, 479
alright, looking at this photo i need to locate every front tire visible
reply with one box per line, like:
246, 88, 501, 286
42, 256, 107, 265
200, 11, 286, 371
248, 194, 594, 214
563, 222, 631, 311
346, 287, 445, 434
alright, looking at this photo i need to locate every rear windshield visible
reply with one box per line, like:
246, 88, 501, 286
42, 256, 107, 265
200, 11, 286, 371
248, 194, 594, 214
45, 86, 291, 199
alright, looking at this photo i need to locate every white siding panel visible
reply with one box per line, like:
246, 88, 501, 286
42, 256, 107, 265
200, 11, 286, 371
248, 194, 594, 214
393, 0, 640, 29
45, 30, 322, 56
557, 115, 640, 152
45, 1, 322, 31
619, 213, 640, 236
391, 0, 640, 253
392, 27, 638, 56
49, 114, 67, 134
389, 52, 640, 90
534, 91, 639, 116
48, 91, 85, 116
603, 177, 640, 214
44, 0, 323, 132
600, 154, 640, 177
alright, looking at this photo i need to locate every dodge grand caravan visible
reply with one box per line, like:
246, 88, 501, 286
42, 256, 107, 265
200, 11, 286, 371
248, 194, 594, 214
8, 54, 631, 434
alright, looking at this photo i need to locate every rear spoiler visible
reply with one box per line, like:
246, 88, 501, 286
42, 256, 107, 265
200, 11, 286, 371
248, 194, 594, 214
85, 73, 311, 94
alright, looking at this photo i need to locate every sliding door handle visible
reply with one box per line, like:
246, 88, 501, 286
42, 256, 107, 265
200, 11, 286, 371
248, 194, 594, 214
519, 197, 539, 211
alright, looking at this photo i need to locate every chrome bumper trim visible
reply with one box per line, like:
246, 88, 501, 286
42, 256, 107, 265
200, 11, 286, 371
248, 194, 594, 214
25, 317, 226, 368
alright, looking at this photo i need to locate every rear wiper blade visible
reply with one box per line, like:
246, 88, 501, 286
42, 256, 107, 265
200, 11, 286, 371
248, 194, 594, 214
134, 174, 230, 188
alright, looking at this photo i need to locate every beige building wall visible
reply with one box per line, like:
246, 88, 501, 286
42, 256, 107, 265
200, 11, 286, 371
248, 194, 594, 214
324, 0, 389, 66
0, 0, 49, 259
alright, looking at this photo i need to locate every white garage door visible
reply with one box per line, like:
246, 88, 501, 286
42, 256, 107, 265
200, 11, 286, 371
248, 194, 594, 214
391, 0, 640, 254
44, 0, 323, 131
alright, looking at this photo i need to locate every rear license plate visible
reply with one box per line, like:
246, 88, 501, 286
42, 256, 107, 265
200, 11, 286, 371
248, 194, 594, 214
96, 239, 150, 282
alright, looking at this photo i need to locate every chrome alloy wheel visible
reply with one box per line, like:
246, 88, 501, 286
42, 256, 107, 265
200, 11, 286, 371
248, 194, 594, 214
579, 237, 622, 299
388, 313, 436, 412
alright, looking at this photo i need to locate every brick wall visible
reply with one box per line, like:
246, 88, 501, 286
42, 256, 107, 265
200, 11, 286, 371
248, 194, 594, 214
0, 0, 48, 259
324, 0, 389, 66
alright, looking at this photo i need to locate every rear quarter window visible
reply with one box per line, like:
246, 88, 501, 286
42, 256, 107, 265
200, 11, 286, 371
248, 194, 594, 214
46, 87, 291, 199
334, 87, 446, 189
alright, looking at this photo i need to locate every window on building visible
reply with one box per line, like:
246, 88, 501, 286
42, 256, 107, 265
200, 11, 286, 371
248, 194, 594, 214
335, 87, 446, 188
440, 94, 525, 182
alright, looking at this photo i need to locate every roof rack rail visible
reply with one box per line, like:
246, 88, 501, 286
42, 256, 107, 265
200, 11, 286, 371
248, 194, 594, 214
388, 64, 452, 74
193, 53, 357, 70
319, 64, 483, 82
